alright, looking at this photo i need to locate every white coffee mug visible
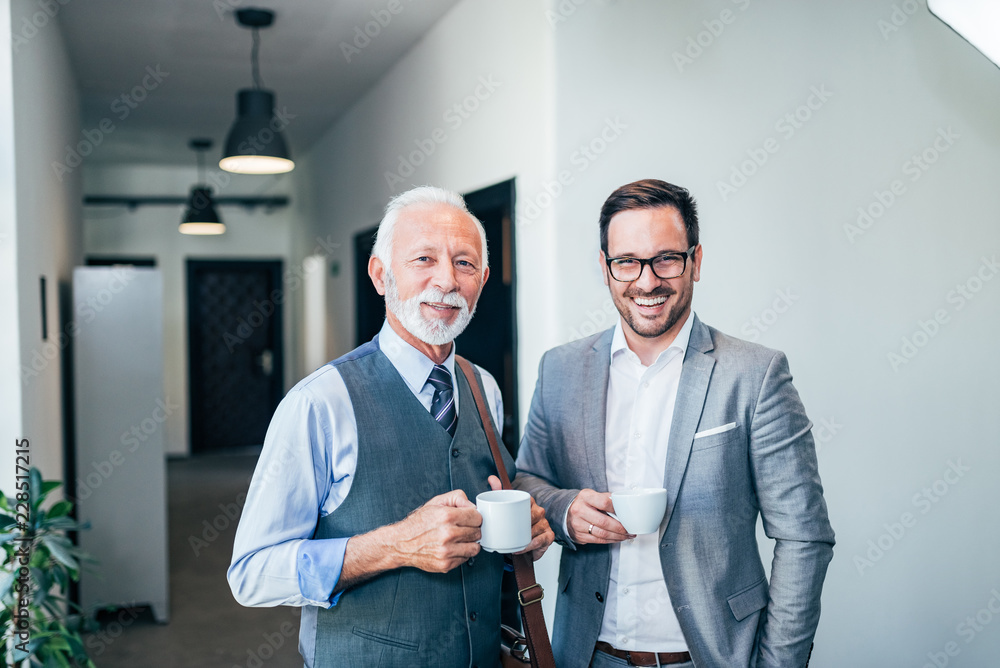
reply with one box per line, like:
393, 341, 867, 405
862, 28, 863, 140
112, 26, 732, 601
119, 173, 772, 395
610, 488, 668, 535
476, 489, 531, 553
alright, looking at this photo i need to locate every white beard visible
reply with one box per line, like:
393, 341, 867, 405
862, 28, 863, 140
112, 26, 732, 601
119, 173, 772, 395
384, 269, 476, 345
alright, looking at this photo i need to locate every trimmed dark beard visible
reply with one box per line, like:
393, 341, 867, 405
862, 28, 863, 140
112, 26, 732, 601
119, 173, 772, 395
612, 281, 692, 339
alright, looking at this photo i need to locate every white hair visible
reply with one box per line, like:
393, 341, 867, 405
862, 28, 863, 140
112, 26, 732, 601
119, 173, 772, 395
372, 185, 489, 275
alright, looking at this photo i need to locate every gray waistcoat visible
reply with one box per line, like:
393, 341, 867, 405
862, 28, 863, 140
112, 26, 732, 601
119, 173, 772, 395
312, 338, 512, 668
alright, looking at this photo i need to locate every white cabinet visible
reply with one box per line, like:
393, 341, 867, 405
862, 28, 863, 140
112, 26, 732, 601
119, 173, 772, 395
73, 266, 169, 622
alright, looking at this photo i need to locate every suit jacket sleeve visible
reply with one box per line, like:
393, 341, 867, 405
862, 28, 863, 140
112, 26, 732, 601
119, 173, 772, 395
513, 351, 581, 548
751, 351, 835, 667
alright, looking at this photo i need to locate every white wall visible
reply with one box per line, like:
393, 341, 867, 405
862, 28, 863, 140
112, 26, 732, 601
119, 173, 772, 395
299, 0, 558, 384
81, 165, 302, 456
0, 1, 82, 494
550, 1, 1000, 665
0, 2, 23, 494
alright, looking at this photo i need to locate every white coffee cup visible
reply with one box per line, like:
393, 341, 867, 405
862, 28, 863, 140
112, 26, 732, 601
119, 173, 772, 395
476, 489, 531, 553
610, 488, 668, 535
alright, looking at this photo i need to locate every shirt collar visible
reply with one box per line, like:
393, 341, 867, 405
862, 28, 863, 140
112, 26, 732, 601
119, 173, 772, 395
378, 319, 456, 394
610, 309, 695, 367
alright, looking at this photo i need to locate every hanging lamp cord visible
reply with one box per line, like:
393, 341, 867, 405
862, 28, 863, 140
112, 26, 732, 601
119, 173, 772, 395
251, 27, 263, 90
196, 148, 206, 187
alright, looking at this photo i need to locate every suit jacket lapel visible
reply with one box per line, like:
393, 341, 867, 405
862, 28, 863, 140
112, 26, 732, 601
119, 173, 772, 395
663, 315, 715, 532
583, 328, 614, 492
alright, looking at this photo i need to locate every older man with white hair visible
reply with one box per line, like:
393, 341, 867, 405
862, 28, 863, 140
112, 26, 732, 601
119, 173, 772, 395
229, 186, 553, 667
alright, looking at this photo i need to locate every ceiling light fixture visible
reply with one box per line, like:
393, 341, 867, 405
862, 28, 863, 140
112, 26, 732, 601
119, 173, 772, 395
180, 138, 226, 235
220, 8, 294, 175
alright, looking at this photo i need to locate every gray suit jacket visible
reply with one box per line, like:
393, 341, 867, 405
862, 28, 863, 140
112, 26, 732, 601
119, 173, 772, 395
514, 315, 834, 668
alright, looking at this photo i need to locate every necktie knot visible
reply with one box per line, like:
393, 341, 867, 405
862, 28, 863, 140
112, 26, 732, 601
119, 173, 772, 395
427, 365, 457, 437
427, 364, 452, 389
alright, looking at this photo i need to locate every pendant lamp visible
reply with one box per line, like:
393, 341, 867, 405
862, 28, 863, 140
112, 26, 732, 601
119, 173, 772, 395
220, 9, 294, 175
180, 139, 226, 235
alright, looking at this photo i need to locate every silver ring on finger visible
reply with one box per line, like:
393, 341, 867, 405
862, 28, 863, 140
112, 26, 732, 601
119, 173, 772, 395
588, 523, 594, 535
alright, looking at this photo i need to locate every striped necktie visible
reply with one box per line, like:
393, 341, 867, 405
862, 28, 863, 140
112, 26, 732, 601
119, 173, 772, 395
427, 364, 457, 438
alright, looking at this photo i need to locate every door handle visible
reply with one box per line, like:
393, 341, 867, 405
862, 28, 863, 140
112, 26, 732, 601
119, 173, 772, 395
257, 349, 274, 377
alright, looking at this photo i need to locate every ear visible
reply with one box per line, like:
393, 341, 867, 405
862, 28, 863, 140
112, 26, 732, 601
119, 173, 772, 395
599, 250, 610, 287
691, 244, 703, 283
480, 265, 490, 290
369, 256, 387, 296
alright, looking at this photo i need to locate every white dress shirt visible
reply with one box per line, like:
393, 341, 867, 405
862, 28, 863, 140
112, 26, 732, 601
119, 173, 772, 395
597, 310, 694, 653
227, 320, 502, 666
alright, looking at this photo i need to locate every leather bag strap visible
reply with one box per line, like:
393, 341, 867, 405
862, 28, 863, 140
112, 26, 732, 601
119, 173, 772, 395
455, 356, 556, 668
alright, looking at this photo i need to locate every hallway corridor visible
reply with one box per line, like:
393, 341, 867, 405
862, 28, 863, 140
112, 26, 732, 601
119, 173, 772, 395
83, 453, 302, 667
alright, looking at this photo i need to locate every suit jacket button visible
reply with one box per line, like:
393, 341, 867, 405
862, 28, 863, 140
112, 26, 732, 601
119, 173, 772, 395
595, 592, 604, 602
469, 611, 477, 621
452, 449, 461, 457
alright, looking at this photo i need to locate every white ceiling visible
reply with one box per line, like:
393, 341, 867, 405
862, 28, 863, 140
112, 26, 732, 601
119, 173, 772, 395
58, 0, 461, 166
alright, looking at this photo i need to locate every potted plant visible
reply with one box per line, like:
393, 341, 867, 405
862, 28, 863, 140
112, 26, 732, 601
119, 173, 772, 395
1, 467, 96, 667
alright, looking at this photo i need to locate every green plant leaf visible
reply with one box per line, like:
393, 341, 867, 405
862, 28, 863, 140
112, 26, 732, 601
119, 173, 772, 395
45, 501, 72, 520
39, 536, 79, 572
41, 517, 80, 533
29, 468, 44, 511
40, 481, 61, 497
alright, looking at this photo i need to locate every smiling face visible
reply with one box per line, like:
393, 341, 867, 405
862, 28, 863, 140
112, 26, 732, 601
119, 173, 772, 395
369, 202, 489, 359
601, 205, 701, 348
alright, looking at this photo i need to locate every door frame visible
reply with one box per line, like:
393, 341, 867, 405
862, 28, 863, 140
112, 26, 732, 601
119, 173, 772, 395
186, 258, 285, 454
463, 178, 519, 450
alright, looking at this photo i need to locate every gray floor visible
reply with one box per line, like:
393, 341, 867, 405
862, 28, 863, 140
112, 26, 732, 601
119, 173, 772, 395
82, 453, 302, 667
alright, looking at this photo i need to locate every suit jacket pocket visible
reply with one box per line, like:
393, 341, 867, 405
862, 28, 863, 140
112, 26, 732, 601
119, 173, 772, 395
352, 626, 420, 652
691, 423, 743, 451
727, 577, 768, 621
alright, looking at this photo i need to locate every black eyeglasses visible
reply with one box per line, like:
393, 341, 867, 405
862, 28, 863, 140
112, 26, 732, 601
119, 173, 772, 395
604, 246, 696, 282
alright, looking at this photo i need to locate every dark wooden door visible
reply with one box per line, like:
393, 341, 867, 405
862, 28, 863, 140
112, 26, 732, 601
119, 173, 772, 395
186, 259, 284, 453
353, 180, 519, 453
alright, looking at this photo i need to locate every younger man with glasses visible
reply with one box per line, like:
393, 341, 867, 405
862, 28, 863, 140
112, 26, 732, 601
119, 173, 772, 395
514, 179, 835, 667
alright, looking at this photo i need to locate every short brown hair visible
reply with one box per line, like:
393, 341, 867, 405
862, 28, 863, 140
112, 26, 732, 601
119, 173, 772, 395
599, 179, 699, 254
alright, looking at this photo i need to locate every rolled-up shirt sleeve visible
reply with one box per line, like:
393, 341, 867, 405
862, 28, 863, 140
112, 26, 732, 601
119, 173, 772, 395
228, 367, 357, 608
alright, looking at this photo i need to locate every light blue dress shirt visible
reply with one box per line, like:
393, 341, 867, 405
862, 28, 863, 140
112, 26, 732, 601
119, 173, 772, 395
227, 320, 503, 665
